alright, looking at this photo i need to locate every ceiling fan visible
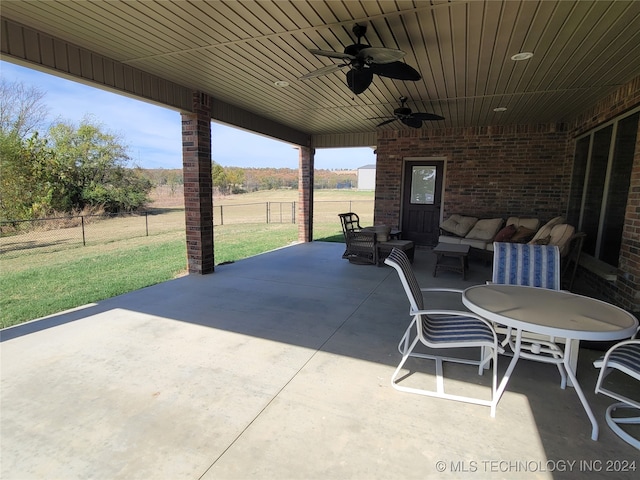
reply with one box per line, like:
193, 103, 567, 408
374, 96, 445, 128
300, 24, 421, 95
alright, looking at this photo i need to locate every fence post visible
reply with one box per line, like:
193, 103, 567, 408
266, 202, 270, 224
292, 201, 296, 224
81, 216, 86, 246
220, 205, 224, 225
145, 212, 149, 236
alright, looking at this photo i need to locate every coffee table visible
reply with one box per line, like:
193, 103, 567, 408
433, 243, 470, 280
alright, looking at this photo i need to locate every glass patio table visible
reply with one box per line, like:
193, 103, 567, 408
462, 284, 638, 441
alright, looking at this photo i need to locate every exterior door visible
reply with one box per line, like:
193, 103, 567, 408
401, 160, 444, 246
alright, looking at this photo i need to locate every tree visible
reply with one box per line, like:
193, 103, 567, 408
47, 118, 152, 212
0, 79, 54, 220
212, 162, 230, 194
0, 79, 48, 139
1, 80, 151, 218
225, 167, 245, 194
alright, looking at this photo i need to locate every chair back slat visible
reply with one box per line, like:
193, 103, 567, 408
384, 248, 424, 311
492, 242, 560, 289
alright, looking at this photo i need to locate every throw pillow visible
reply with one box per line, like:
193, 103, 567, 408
494, 224, 517, 242
510, 226, 536, 243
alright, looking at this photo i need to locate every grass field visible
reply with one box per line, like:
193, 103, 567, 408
0, 189, 373, 328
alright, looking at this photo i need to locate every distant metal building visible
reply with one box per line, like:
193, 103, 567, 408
357, 164, 376, 190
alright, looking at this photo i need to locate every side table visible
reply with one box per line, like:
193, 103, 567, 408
433, 243, 470, 280
378, 239, 415, 266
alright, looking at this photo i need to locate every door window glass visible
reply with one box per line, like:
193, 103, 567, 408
410, 166, 436, 204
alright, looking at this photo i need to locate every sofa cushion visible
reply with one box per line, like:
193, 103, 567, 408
505, 217, 540, 231
440, 214, 478, 237
510, 226, 536, 243
464, 218, 503, 241
363, 225, 391, 242
531, 216, 565, 243
494, 224, 517, 242
532, 235, 551, 245
548, 223, 575, 256
438, 235, 462, 245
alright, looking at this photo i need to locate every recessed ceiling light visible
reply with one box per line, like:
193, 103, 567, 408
511, 52, 534, 61
493, 107, 507, 112
274, 80, 289, 87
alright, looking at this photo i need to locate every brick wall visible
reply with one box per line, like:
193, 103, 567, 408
375, 124, 570, 228
298, 146, 314, 242
374, 76, 640, 310
182, 92, 214, 274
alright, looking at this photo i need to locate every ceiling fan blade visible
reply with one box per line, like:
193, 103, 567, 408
411, 112, 446, 121
299, 63, 348, 80
401, 117, 423, 128
358, 47, 405, 64
369, 62, 421, 81
376, 118, 397, 127
346, 69, 373, 94
309, 49, 355, 61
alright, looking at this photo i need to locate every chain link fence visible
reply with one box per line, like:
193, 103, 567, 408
1, 199, 374, 256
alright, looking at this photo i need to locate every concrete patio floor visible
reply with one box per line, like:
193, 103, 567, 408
1, 241, 638, 479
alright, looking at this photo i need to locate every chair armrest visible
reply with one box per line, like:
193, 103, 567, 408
593, 339, 640, 369
421, 287, 464, 294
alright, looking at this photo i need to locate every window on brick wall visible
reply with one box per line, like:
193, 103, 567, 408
568, 108, 639, 267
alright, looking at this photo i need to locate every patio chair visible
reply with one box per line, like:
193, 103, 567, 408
492, 242, 561, 289
491, 242, 576, 387
338, 212, 363, 240
593, 329, 640, 449
384, 248, 501, 416
343, 230, 378, 265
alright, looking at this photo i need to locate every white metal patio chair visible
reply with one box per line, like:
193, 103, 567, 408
593, 329, 640, 449
384, 248, 501, 416
491, 242, 578, 387
492, 241, 561, 289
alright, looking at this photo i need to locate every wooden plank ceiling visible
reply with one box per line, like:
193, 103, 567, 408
1, 0, 639, 140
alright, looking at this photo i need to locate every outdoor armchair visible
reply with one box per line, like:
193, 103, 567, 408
342, 230, 378, 265
338, 212, 363, 239
384, 248, 501, 416
593, 329, 640, 449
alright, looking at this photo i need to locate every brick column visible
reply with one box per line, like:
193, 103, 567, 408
181, 92, 214, 274
298, 146, 314, 242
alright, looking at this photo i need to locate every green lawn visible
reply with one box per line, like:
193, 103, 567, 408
1, 190, 371, 328
0, 225, 303, 328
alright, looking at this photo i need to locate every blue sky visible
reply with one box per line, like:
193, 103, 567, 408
0, 61, 375, 170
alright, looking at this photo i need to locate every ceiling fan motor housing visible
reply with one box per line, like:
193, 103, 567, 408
394, 107, 412, 116
344, 43, 370, 56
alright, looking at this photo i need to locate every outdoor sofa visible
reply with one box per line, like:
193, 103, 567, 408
438, 215, 577, 258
